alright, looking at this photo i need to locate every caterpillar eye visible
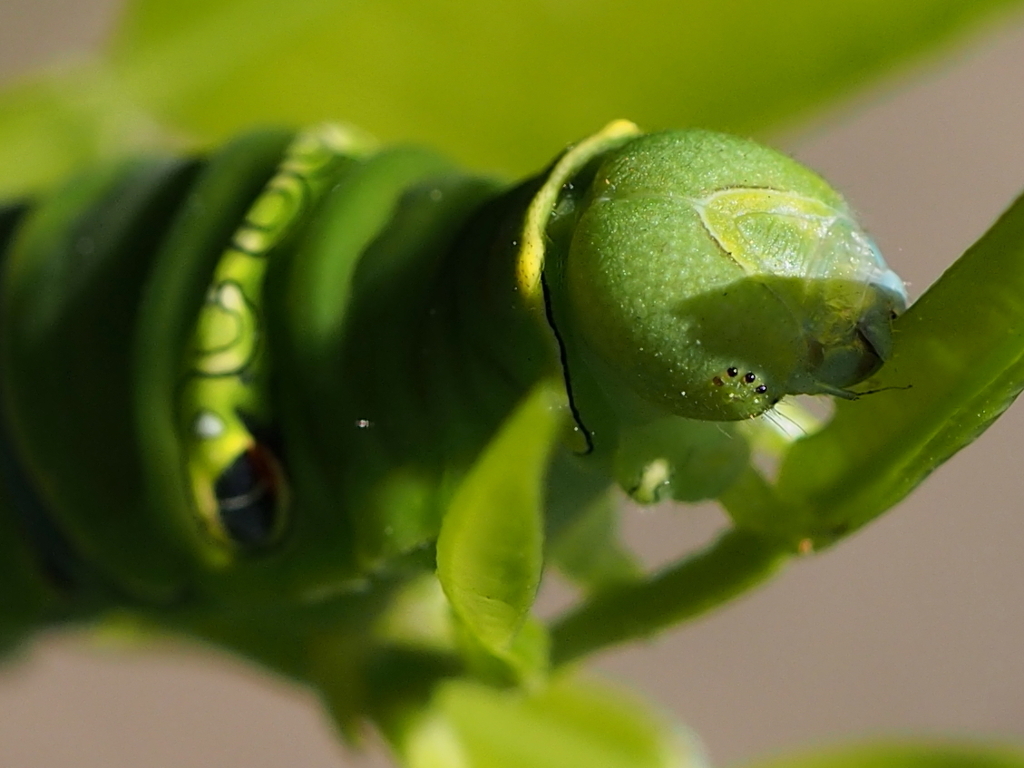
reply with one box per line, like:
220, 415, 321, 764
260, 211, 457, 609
214, 443, 286, 547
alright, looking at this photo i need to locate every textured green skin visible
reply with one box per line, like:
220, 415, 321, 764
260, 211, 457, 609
561, 131, 905, 421
0, 124, 904, 733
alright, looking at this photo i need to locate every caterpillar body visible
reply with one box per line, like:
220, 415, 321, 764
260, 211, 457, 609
0, 122, 905, 716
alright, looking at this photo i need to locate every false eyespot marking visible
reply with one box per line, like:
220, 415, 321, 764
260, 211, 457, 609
212, 442, 284, 547
180, 125, 367, 553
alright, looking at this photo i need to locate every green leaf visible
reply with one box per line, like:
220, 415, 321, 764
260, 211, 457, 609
739, 742, 1024, 768
106, 0, 1024, 173
436, 381, 565, 654
390, 673, 705, 768
760, 189, 1024, 545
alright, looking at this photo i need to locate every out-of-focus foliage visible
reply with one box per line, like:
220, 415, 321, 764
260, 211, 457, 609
390, 674, 706, 768
106, 0, 1024, 170
1, 0, 1022, 195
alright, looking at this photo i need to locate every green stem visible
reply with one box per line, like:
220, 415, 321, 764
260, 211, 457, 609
719, 464, 795, 539
549, 529, 791, 666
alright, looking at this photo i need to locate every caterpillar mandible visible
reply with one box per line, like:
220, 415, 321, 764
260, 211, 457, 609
0, 121, 905, 729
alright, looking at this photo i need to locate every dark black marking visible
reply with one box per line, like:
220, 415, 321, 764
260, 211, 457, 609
214, 444, 281, 547
541, 273, 594, 455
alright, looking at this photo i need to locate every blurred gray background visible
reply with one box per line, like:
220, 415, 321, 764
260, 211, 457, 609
1, 2, 1024, 767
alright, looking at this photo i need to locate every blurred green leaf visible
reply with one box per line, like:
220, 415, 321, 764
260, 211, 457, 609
107, 0, 1024, 173
437, 381, 564, 655
739, 742, 1024, 768
390, 673, 705, 768
2, 0, 1020, 192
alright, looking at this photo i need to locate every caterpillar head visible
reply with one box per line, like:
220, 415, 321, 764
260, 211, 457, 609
565, 130, 907, 421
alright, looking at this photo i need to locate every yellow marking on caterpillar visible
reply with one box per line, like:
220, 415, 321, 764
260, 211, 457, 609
180, 124, 371, 552
514, 120, 640, 307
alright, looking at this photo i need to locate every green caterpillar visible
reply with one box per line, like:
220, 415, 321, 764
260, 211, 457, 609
0, 121, 905, 743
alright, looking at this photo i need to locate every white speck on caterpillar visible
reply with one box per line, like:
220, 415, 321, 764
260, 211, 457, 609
194, 411, 224, 439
